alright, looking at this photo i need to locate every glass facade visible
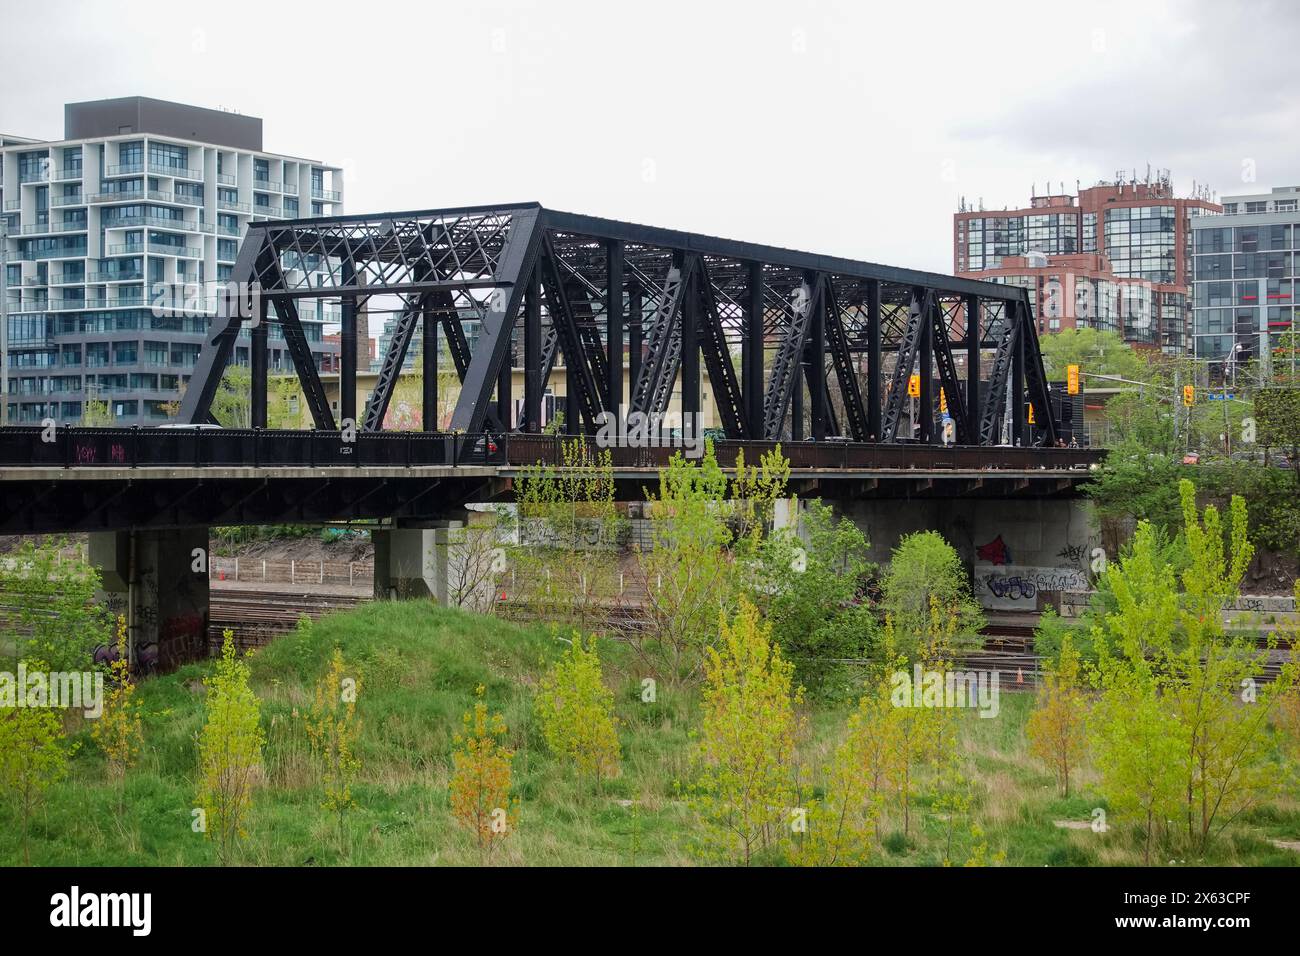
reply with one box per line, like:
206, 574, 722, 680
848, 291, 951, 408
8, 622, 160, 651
1192, 211, 1300, 367
1104, 205, 1176, 283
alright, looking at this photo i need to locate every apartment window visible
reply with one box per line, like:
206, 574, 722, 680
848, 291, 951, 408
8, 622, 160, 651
254, 158, 269, 182
86, 343, 110, 367
1222, 203, 1238, 214
218, 239, 237, 261
1245, 201, 1268, 214
112, 341, 138, 364
283, 197, 299, 217
1276, 199, 1298, 213
118, 141, 144, 166
148, 143, 189, 170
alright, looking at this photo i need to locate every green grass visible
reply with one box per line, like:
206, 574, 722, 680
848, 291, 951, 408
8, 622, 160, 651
3, 601, 1299, 866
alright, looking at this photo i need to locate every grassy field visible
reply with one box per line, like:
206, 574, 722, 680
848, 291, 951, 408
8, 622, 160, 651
3, 601, 1299, 866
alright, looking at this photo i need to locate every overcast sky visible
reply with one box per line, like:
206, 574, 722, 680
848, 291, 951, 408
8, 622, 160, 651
3, 0, 1298, 274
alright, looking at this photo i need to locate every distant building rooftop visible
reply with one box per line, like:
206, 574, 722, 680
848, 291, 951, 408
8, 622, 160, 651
63, 96, 262, 151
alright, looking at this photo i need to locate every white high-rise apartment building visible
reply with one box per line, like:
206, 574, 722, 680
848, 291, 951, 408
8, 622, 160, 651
0, 97, 344, 425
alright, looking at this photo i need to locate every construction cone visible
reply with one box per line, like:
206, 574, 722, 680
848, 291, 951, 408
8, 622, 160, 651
1016, 667, 1024, 685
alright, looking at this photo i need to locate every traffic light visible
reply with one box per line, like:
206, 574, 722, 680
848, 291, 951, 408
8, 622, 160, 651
1027, 402, 1036, 425
907, 374, 920, 398
939, 388, 948, 413
1183, 384, 1195, 406
1067, 364, 1080, 395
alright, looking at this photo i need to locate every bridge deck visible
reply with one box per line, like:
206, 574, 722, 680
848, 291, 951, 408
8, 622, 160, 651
0, 427, 1102, 533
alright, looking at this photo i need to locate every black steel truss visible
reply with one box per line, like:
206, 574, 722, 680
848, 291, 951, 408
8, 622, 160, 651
181, 203, 1056, 447
880, 289, 929, 442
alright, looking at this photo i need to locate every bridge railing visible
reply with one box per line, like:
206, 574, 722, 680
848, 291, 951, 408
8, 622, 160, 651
0, 426, 1105, 472
502, 434, 1105, 471
0, 427, 507, 468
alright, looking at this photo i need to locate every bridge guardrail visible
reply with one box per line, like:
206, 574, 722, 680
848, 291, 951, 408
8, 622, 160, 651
0, 427, 509, 469
502, 434, 1105, 472
0, 427, 1104, 472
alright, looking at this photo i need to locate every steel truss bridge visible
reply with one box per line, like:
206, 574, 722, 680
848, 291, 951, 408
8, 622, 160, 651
175, 202, 1060, 449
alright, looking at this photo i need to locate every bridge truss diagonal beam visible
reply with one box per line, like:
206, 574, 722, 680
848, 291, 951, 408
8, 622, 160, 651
448, 207, 543, 434
762, 272, 822, 440
880, 289, 929, 442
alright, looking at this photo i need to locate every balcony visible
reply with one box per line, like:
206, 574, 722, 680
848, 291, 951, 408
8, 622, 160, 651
311, 187, 341, 202
218, 223, 240, 236
51, 166, 83, 181
101, 214, 197, 232
217, 173, 236, 186
88, 271, 145, 283
105, 163, 145, 177
219, 199, 250, 213
151, 246, 203, 258
253, 205, 283, 218
173, 193, 204, 207
253, 179, 284, 194
4, 200, 20, 211
50, 194, 86, 207
282, 182, 299, 195
105, 244, 145, 257
147, 190, 174, 203
49, 298, 89, 312
19, 168, 50, 184
89, 191, 144, 204
23, 247, 88, 261
49, 274, 86, 286
148, 163, 202, 181
21, 221, 88, 235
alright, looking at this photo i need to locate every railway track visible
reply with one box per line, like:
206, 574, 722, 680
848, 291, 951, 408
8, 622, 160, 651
203, 590, 1293, 686
208, 587, 368, 650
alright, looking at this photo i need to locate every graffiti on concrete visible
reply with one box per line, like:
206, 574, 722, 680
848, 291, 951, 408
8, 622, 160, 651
975, 565, 1091, 609
976, 534, 1012, 566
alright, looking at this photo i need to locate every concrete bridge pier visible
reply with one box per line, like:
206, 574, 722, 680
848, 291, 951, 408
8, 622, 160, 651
832, 498, 1098, 611
87, 527, 210, 674
373, 511, 486, 605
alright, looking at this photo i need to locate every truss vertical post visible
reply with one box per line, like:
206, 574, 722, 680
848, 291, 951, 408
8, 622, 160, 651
626, 280, 642, 408
866, 279, 882, 441
1021, 289, 1059, 446
423, 300, 437, 431
524, 266, 541, 433
606, 240, 624, 414
965, 293, 980, 439
251, 293, 268, 428
1011, 300, 1026, 445
340, 261, 358, 428
681, 261, 700, 430
918, 287, 934, 444
496, 328, 513, 430
807, 277, 827, 441
791, 370, 804, 440
744, 261, 764, 437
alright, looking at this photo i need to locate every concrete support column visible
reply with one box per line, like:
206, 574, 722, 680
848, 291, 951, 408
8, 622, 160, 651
88, 527, 210, 675
373, 512, 487, 606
